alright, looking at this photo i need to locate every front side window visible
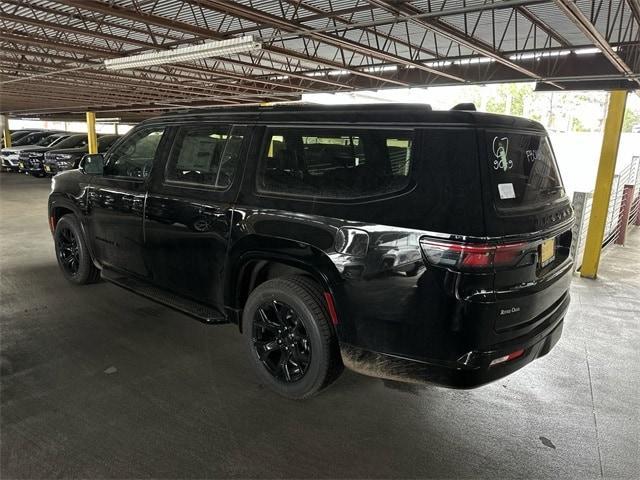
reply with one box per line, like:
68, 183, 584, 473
166, 124, 245, 187
257, 128, 414, 199
104, 128, 165, 179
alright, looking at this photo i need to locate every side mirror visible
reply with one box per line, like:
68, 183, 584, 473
79, 154, 104, 175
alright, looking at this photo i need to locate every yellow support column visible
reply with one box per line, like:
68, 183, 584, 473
1, 114, 11, 148
580, 90, 628, 279
86, 111, 98, 154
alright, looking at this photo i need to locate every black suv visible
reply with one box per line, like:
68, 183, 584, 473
44, 134, 121, 175
17, 132, 71, 176
48, 104, 573, 399
1, 130, 60, 171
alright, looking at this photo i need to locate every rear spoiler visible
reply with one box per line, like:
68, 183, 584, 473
450, 103, 477, 111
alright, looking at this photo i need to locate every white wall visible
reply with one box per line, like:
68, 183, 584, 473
8, 119, 135, 135
550, 132, 640, 198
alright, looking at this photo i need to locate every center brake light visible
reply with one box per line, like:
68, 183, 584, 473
419, 238, 528, 272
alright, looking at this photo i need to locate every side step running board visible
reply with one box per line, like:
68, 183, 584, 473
101, 268, 228, 324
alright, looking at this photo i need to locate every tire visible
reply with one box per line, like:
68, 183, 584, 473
242, 275, 343, 399
405, 263, 421, 277
54, 215, 101, 285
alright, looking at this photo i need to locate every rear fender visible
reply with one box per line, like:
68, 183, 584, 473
225, 235, 344, 328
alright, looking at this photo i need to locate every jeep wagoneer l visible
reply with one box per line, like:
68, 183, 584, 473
48, 104, 573, 399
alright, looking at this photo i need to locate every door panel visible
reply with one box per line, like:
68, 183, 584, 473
144, 124, 249, 307
86, 126, 168, 278
87, 180, 147, 276
144, 191, 233, 304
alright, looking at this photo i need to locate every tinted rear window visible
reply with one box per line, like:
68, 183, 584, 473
257, 128, 413, 200
486, 131, 563, 210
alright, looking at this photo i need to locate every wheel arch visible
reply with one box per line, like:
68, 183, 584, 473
48, 196, 82, 231
225, 236, 343, 332
48, 195, 99, 269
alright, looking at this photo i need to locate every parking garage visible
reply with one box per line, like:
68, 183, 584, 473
1, 1, 639, 479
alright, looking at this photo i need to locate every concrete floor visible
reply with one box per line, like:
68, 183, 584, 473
1, 172, 638, 479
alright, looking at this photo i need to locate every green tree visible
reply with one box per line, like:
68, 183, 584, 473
507, 83, 533, 116
622, 108, 640, 132
486, 95, 506, 114
571, 117, 588, 132
485, 83, 533, 115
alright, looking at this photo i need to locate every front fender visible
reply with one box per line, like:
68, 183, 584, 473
48, 172, 98, 268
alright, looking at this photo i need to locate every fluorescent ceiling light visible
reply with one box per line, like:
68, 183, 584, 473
104, 36, 261, 71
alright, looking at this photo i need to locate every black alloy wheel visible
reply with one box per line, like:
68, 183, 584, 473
252, 299, 312, 383
54, 215, 101, 284
56, 224, 81, 276
242, 276, 343, 399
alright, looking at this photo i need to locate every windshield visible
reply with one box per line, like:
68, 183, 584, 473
98, 136, 119, 149
37, 135, 61, 146
14, 133, 45, 146
55, 135, 88, 149
486, 131, 564, 210
10, 131, 30, 140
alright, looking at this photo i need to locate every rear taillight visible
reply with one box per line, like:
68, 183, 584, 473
419, 238, 528, 272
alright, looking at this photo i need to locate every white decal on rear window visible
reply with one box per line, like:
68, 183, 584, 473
526, 150, 538, 162
498, 183, 516, 199
492, 136, 513, 171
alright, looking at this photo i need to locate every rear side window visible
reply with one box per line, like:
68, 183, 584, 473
487, 131, 564, 210
257, 128, 413, 199
166, 125, 245, 188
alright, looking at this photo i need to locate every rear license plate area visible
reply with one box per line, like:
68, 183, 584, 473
539, 238, 556, 268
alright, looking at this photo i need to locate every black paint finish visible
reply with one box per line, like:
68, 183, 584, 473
48, 104, 574, 388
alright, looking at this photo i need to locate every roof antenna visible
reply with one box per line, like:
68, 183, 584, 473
451, 103, 477, 111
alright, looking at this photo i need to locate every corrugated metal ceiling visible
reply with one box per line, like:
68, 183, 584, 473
0, 0, 638, 117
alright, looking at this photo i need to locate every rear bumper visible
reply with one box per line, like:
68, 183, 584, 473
340, 303, 566, 389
